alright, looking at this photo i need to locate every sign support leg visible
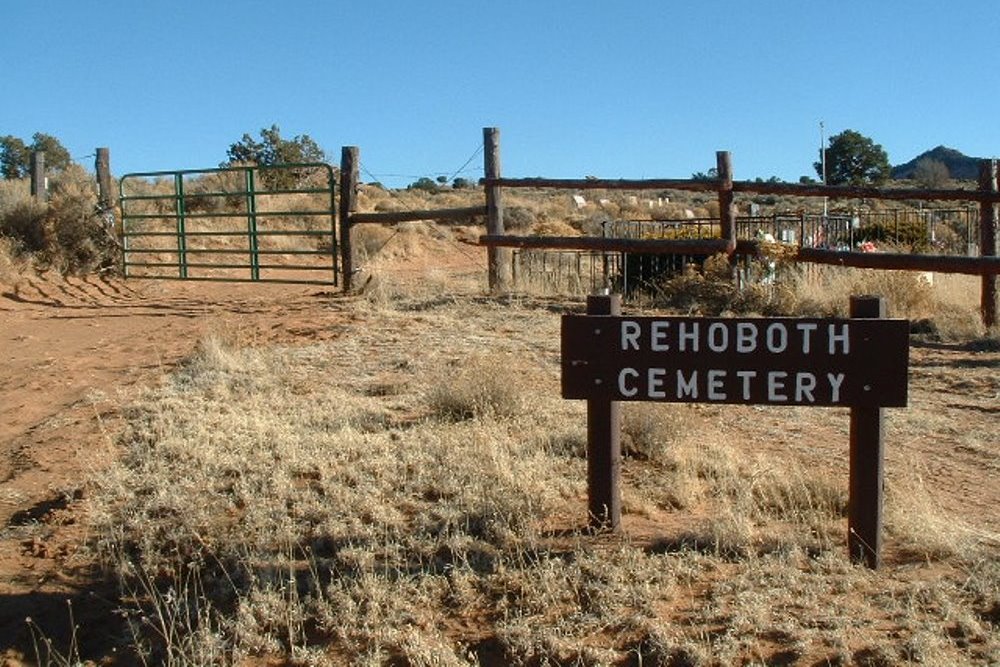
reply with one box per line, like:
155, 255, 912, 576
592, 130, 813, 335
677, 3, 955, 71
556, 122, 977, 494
586, 294, 622, 531
848, 295, 886, 568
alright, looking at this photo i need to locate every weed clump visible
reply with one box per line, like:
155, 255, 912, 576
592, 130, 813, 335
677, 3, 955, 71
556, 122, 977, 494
621, 403, 692, 461
426, 355, 524, 421
653, 253, 799, 316
0, 165, 119, 274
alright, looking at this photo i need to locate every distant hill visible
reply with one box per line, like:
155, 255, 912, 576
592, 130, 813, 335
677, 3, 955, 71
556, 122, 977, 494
891, 146, 983, 180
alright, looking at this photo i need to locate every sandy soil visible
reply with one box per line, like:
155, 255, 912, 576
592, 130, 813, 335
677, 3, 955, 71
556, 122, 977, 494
0, 257, 997, 663
0, 271, 355, 661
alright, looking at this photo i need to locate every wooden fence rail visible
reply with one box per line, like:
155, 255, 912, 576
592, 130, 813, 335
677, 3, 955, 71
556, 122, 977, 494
338, 128, 998, 323
482, 177, 1000, 204
797, 247, 1000, 276
351, 206, 486, 225
480, 235, 743, 255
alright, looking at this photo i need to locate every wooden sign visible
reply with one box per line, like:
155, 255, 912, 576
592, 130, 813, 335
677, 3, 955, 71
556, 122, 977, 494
562, 315, 908, 407
565, 294, 909, 569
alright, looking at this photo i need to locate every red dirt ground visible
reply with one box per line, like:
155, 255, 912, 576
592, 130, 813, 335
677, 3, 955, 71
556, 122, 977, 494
0, 272, 354, 663
1, 263, 997, 664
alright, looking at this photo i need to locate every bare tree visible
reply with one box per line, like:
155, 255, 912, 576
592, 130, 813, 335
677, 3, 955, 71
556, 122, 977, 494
913, 157, 950, 188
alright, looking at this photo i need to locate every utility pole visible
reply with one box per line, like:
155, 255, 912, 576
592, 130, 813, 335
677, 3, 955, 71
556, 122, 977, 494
820, 121, 828, 217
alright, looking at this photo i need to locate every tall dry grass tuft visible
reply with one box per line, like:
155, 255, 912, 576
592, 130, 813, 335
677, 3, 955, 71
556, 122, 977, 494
0, 235, 30, 284
426, 355, 524, 421
621, 403, 691, 461
0, 166, 119, 273
885, 461, 996, 561
651, 255, 989, 341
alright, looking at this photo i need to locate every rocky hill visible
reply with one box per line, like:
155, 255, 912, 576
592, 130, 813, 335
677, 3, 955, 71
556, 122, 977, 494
891, 145, 983, 180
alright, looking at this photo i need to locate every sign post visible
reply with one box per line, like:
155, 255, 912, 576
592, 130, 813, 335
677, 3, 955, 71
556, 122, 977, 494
585, 294, 622, 531
561, 295, 909, 567
848, 295, 886, 568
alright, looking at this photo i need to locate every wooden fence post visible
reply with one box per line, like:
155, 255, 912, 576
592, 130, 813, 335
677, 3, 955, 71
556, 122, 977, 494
716, 151, 736, 251
95, 147, 112, 210
979, 160, 998, 328
484, 127, 509, 292
586, 293, 622, 531
30, 151, 46, 201
339, 146, 359, 291
848, 295, 886, 569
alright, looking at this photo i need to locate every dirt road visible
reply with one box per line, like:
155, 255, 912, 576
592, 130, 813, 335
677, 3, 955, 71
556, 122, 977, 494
0, 272, 351, 660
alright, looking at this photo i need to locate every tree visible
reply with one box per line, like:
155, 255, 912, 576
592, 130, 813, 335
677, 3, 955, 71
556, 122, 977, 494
1, 132, 72, 178
913, 157, 950, 188
407, 177, 439, 192
691, 167, 718, 181
0, 136, 29, 178
29, 133, 72, 171
814, 129, 891, 186
224, 124, 327, 188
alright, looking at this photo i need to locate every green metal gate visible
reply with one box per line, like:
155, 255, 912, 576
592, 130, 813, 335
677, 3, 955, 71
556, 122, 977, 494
119, 163, 338, 285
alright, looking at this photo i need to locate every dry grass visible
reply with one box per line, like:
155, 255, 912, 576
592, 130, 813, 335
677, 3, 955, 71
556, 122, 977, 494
648, 255, 995, 343
10, 169, 993, 663
0, 166, 119, 275
0, 235, 30, 284
81, 281, 1000, 665
9, 172, 996, 663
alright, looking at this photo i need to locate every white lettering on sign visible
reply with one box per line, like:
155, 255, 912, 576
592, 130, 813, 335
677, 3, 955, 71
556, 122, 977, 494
648, 368, 667, 398
651, 321, 670, 351
828, 372, 845, 402
622, 321, 641, 351
766, 324, 788, 353
829, 324, 850, 355
707, 323, 728, 352
797, 322, 817, 353
565, 314, 908, 407
614, 367, 849, 404
600, 320, 872, 405
707, 369, 726, 400
737, 370, 757, 399
768, 371, 788, 401
736, 323, 757, 352
618, 368, 639, 397
796, 372, 817, 402
677, 370, 698, 398
678, 322, 699, 352
618, 320, 854, 356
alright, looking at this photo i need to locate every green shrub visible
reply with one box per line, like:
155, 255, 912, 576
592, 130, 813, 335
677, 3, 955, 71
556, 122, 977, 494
0, 198, 49, 252
857, 218, 930, 252
0, 165, 120, 273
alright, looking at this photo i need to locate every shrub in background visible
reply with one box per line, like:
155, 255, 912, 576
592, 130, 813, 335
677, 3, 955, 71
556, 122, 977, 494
0, 198, 49, 252
48, 165, 120, 271
857, 218, 930, 252
0, 165, 120, 274
502, 205, 536, 232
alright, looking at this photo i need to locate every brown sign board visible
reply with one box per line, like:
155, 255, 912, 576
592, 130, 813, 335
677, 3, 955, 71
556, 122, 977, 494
562, 315, 909, 407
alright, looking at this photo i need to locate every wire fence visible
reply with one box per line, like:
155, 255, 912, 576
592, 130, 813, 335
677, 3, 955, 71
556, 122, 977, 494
511, 208, 982, 296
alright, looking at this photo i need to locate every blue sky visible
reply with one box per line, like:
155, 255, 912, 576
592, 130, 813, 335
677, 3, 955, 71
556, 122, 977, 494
2, 1, 997, 187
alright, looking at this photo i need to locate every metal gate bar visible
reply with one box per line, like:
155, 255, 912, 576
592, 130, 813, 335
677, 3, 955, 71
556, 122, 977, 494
119, 163, 338, 286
